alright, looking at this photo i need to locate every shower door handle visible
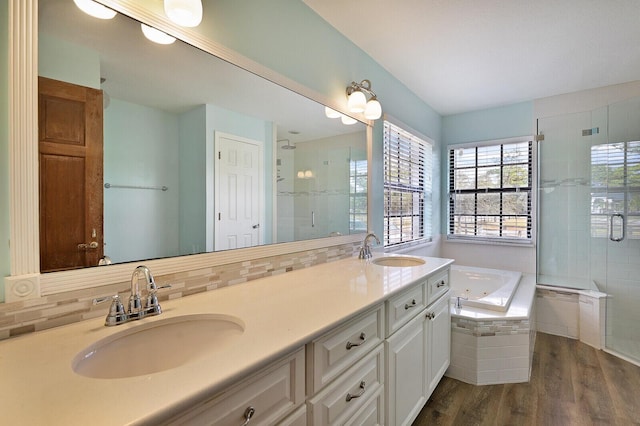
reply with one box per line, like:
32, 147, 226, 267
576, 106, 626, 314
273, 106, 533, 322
609, 214, 625, 242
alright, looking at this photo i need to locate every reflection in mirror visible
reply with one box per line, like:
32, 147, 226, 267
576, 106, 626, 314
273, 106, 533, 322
38, 0, 367, 271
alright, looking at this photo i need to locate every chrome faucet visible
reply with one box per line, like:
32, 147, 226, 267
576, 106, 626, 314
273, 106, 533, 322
455, 294, 469, 309
129, 265, 160, 318
359, 232, 381, 259
94, 265, 170, 326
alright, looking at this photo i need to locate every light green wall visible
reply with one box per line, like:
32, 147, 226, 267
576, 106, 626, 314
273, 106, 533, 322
0, 0, 9, 301
442, 101, 533, 145
39, 34, 100, 89
440, 101, 534, 234
178, 105, 207, 255
104, 98, 181, 263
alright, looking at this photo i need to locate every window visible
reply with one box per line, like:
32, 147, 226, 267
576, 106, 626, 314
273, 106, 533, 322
590, 141, 640, 239
349, 159, 368, 232
448, 138, 533, 243
383, 121, 432, 247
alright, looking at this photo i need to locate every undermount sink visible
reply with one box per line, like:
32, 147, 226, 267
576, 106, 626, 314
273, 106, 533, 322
72, 314, 245, 379
371, 256, 426, 267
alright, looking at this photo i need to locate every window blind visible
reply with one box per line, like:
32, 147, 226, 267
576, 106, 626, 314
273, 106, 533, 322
448, 139, 532, 242
590, 141, 640, 239
383, 121, 432, 246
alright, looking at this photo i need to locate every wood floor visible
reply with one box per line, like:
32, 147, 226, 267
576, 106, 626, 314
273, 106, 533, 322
413, 332, 640, 426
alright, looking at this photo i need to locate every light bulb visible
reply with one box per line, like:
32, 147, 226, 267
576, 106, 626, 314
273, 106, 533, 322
304, 170, 313, 178
141, 24, 176, 45
324, 106, 341, 118
341, 115, 357, 125
347, 90, 367, 113
297, 171, 305, 178
164, 0, 203, 27
364, 98, 382, 120
73, 0, 117, 19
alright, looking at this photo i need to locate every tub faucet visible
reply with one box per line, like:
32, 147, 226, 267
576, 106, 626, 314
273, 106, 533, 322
359, 233, 381, 259
455, 294, 468, 309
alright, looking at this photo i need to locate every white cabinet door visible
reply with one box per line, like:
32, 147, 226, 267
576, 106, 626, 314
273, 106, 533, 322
385, 311, 427, 426
425, 292, 451, 397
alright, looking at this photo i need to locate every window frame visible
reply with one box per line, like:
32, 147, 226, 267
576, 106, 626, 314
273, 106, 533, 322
383, 120, 433, 248
447, 136, 534, 245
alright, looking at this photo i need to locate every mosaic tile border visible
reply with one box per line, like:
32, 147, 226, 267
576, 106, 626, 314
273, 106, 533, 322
451, 316, 531, 337
0, 242, 358, 340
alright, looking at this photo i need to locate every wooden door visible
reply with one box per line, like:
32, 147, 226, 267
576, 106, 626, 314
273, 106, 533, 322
214, 132, 262, 251
38, 76, 104, 272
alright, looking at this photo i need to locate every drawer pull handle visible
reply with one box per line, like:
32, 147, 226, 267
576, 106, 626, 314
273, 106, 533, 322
241, 406, 255, 426
426, 312, 435, 320
346, 332, 366, 350
437, 280, 446, 288
404, 299, 417, 310
346, 381, 366, 402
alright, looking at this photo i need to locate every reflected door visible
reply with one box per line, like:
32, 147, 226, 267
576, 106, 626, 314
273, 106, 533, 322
214, 133, 263, 250
38, 77, 104, 272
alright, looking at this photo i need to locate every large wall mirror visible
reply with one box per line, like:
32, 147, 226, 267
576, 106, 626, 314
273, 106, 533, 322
4, 0, 370, 301
37, 0, 367, 272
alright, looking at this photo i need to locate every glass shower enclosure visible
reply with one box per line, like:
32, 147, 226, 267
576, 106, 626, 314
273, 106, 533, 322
537, 96, 640, 363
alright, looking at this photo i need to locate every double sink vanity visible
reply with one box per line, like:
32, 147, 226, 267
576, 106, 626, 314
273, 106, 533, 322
0, 253, 453, 425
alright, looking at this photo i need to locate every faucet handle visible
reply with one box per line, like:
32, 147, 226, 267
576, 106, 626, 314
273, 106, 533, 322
105, 295, 128, 326
145, 284, 171, 316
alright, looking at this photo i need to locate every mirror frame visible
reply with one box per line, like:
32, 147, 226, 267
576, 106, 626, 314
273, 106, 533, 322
5, 0, 373, 301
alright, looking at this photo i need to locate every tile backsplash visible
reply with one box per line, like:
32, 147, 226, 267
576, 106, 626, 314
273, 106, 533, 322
0, 242, 359, 340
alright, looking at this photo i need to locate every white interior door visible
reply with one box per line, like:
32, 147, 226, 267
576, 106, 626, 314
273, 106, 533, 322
214, 132, 263, 251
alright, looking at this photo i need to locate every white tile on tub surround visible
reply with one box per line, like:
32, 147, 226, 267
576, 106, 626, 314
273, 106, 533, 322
536, 292, 579, 339
478, 344, 529, 360
477, 333, 529, 347
497, 368, 530, 383
476, 370, 500, 385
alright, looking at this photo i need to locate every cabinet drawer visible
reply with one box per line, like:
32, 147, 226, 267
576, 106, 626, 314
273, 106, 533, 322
307, 304, 384, 394
385, 283, 426, 337
167, 348, 305, 426
277, 405, 307, 426
427, 268, 449, 305
344, 383, 384, 426
308, 344, 384, 425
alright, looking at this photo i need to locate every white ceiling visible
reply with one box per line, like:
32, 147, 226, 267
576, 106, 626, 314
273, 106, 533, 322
304, 0, 640, 115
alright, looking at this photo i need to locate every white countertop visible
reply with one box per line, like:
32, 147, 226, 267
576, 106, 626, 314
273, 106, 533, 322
0, 254, 453, 425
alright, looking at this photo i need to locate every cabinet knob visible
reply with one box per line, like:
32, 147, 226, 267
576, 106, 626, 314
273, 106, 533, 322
241, 406, 256, 426
436, 280, 446, 288
426, 312, 435, 320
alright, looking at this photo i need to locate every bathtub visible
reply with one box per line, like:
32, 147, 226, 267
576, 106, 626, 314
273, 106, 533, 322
446, 266, 536, 385
450, 265, 522, 312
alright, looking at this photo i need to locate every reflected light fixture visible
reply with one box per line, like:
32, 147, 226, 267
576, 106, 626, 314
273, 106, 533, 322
341, 114, 357, 125
346, 79, 382, 120
324, 106, 341, 119
164, 0, 203, 27
73, 0, 117, 19
141, 24, 176, 45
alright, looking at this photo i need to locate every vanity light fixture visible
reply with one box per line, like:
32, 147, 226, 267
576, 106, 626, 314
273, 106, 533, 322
164, 0, 203, 28
346, 79, 382, 120
141, 24, 176, 45
73, 0, 117, 20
